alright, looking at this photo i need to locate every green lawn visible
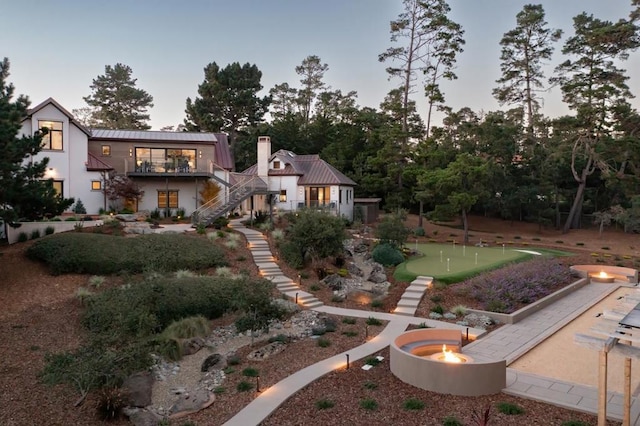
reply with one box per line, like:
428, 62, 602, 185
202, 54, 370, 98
394, 242, 536, 283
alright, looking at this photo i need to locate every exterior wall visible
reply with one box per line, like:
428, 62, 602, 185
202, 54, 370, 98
337, 185, 354, 220
21, 105, 104, 214
271, 176, 301, 211
6, 220, 103, 244
133, 178, 203, 216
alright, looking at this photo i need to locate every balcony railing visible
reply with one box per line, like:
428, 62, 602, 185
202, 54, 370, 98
124, 158, 213, 175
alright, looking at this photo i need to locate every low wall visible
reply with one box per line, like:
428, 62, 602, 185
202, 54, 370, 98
390, 329, 506, 396
466, 278, 589, 325
570, 264, 638, 284
6, 220, 104, 244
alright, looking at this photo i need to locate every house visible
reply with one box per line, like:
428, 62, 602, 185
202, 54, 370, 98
240, 136, 357, 220
20, 98, 234, 216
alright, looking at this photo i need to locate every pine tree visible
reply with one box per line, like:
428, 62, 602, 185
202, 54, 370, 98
83, 63, 154, 130
0, 57, 74, 223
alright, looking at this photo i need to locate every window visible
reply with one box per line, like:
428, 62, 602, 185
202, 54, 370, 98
91, 181, 102, 191
39, 120, 63, 150
273, 160, 281, 169
339, 189, 343, 204
279, 190, 287, 202
101, 145, 111, 156
136, 147, 196, 172
158, 190, 179, 208
51, 180, 63, 197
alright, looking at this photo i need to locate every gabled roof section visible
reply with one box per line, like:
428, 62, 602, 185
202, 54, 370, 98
242, 150, 356, 186
25, 97, 91, 136
86, 153, 114, 171
212, 133, 234, 171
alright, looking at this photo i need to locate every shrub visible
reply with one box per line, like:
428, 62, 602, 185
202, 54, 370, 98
431, 305, 444, 315
366, 317, 382, 326
576, 242, 584, 246
176, 269, 197, 279
212, 216, 229, 229
312, 327, 326, 336
403, 398, 425, 410
163, 316, 210, 339
375, 212, 410, 248
27, 233, 227, 275
331, 295, 344, 303
365, 357, 381, 367
442, 416, 463, 426
371, 243, 404, 266
227, 354, 241, 365
363, 381, 378, 390
342, 317, 357, 324
497, 402, 524, 415
271, 229, 284, 241
315, 398, 335, 410
242, 367, 259, 377
413, 227, 426, 237
236, 255, 247, 262
236, 381, 253, 392
430, 294, 443, 304
45, 226, 55, 235
213, 386, 226, 394
95, 387, 125, 420
360, 398, 378, 410
224, 239, 238, 250
309, 284, 321, 291
561, 421, 589, 426
72, 199, 87, 215
280, 241, 304, 269
30, 229, 41, 239
450, 305, 468, 316
88, 275, 105, 288
371, 299, 384, 308
285, 209, 347, 266
215, 266, 233, 277
417, 322, 430, 328
207, 232, 219, 241
342, 330, 358, 337
223, 367, 235, 374
601, 246, 610, 250
317, 338, 331, 347
455, 258, 572, 313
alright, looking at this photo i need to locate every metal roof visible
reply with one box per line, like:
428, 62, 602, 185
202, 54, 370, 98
91, 129, 218, 142
86, 152, 114, 171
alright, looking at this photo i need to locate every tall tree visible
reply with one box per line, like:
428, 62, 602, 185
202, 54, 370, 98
269, 82, 298, 120
493, 4, 562, 139
0, 58, 74, 224
83, 63, 154, 130
551, 12, 640, 232
379, 0, 464, 138
184, 62, 270, 161
295, 55, 329, 125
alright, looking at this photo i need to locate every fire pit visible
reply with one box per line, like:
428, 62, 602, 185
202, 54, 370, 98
390, 329, 505, 396
590, 271, 615, 283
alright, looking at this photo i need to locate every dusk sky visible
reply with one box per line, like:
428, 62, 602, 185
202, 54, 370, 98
2, 0, 639, 130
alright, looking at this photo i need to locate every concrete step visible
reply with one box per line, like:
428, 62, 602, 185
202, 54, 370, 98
268, 276, 294, 285
393, 306, 416, 316
260, 270, 283, 277
276, 284, 299, 292
397, 298, 419, 308
401, 292, 424, 301
411, 277, 433, 285
303, 300, 324, 308
406, 283, 428, 292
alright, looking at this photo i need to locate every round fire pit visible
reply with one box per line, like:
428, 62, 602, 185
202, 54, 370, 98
590, 272, 615, 283
390, 329, 506, 396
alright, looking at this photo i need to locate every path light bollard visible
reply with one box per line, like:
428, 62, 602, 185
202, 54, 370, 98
447, 258, 450, 272
475, 252, 478, 265
295, 292, 298, 304
365, 324, 369, 340
346, 354, 350, 370
297, 274, 301, 285
440, 250, 443, 263
256, 375, 261, 392
503, 243, 505, 255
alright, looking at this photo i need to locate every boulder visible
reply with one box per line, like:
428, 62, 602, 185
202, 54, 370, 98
247, 341, 286, 361
367, 271, 387, 284
201, 353, 225, 372
181, 337, 205, 356
122, 372, 153, 408
128, 409, 162, 426
322, 274, 344, 291
347, 262, 364, 277
353, 243, 369, 254
169, 389, 214, 417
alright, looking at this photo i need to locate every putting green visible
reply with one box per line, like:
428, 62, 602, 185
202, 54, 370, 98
395, 242, 533, 283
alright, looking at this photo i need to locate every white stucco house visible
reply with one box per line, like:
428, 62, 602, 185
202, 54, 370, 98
240, 136, 357, 220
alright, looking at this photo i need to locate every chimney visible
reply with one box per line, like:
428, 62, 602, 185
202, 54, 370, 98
257, 136, 271, 177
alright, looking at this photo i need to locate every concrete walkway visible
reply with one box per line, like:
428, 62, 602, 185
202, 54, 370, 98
226, 218, 638, 424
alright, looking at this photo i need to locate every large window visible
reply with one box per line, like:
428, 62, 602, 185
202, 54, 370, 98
91, 181, 102, 191
279, 190, 287, 202
101, 145, 111, 156
158, 190, 179, 208
135, 148, 196, 172
39, 120, 63, 150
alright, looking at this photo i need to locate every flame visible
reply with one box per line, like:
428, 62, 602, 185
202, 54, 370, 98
442, 344, 463, 363
599, 271, 609, 278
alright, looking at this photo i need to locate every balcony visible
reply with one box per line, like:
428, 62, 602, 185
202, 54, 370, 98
124, 158, 214, 177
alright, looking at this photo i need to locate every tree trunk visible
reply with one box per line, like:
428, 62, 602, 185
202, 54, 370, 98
563, 178, 587, 234
461, 208, 469, 244
418, 201, 423, 227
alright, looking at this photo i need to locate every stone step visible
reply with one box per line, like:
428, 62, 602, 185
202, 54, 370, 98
268, 276, 294, 285
397, 298, 419, 308
401, 292, 424, 301
256, 261, 279, 269
276, 284, 299, 292
405, 284, 427, 293
253, 256, 275, 262
393, 306, 416, 316
303, 300, 324, 309
411, 277, 433, 285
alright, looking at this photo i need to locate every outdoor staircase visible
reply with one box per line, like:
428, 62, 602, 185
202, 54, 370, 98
192, 174, 268, 226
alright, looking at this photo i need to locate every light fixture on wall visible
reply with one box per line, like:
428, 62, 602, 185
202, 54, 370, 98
198, 150, 202, 159
129, 148, 133, 157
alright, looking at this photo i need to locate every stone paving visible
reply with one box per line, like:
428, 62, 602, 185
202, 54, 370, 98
227, 218, 639, 424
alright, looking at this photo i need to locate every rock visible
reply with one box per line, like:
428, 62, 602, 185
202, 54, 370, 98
169, 389, 214, 417
347, 262, 364, 277
181, 337, 205, 356
271, 298, 301, 313
322, 274, 344, 290
367, 271, 387, 284
247, 341, 286, 361
464, 313, 494, 327
201, 353, 225, 372
128, 409, 162, 426
353, 243, 369, 254
122, 372, 153, 408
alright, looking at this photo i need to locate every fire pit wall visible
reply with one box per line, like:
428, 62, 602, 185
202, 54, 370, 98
390, 329, 506, 397
570, 265, 639, 284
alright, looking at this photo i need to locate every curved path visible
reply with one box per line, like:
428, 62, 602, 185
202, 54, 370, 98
225, 219, 639, 424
